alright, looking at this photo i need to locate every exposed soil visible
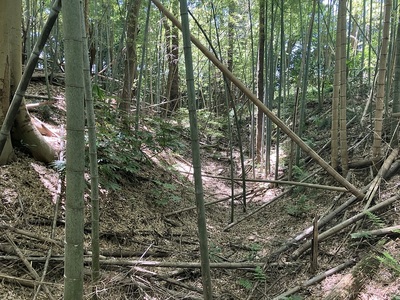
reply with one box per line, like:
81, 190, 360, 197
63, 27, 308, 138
1, 82, 400, 299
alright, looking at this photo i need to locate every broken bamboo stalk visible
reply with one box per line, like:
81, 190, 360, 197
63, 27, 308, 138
363, 148, 399, 209
272, 185, 370, 257
291, 194, 399, 259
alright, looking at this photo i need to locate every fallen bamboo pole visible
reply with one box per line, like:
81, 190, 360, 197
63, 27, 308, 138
0, 255, 264, 269
291, 194, 399, 259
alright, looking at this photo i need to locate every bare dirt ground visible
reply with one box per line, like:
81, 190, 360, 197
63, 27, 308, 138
1, 82, 400, 299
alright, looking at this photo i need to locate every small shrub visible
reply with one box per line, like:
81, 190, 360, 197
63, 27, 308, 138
286, 195, 310, 217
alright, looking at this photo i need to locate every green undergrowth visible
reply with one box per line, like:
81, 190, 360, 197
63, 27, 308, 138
175, 107, 226, 142
92, 90, 191, 191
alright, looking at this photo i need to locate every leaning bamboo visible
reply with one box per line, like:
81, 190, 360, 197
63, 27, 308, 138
150, 0, 364, 200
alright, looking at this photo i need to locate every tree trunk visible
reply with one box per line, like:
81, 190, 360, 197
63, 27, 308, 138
256, 0, 265, 163
164, 1, 180, 115
331, 0, 342, 171
119, 0, 142, 120
0, 0, 56, 165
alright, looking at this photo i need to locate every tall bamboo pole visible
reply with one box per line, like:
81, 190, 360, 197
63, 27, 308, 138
372, 0, 391, 160
63, 0, 85, 298
179, 0, 213, 298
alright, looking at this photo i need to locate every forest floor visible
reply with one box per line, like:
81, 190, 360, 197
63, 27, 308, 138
1, 81, 400, 299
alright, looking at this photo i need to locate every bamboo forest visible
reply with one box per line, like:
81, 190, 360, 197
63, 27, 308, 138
1, 0, 400, 299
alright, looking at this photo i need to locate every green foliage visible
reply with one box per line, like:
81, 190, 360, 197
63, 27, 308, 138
93, 92, 189, 190
238, 278, 252, 290
285, 195, 310, 217
208, 243, 222, 262
377, 251, 400, 275
96, 130, 142, 191
237, 267, 266, 291
143, 117, 186, 153
151, 180, 182, 206
247, 243, 262, 261
92, 84, 106, 100
365, 211, 386, 229
175, 108, 225, 141
292, 165, 307, 181
253, 266, 266, 281
350, 212, 386, 239
309, 114, 330, 129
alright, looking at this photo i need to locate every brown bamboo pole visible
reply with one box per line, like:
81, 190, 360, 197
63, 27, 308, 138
151, 0, 364, 200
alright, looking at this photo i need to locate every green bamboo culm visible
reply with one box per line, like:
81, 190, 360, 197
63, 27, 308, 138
179, 0, 213, 298
63, 0, 86, 298
80, 1, 101, 296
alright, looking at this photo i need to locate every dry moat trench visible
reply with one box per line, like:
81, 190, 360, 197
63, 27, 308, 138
1, 83, 400, 299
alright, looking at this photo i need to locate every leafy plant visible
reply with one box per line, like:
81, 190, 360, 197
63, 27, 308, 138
247, 243, 262, 261
292, 165, 307, 181
208, 243, 222, 262
238, 278, 252, 290
286, 195, 310, 217
144, 117, 187, 153
96, 131, 143, 191
237, 266, 266, 291
253, 266, 266, 281
377, 251, 400, 275
365, 211, 386, 228
175, 108, 225, 142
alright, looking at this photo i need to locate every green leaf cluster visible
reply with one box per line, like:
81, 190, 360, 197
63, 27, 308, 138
151, 180, 182, 206
377, 251, 400, 275
285, 195, 310, 217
